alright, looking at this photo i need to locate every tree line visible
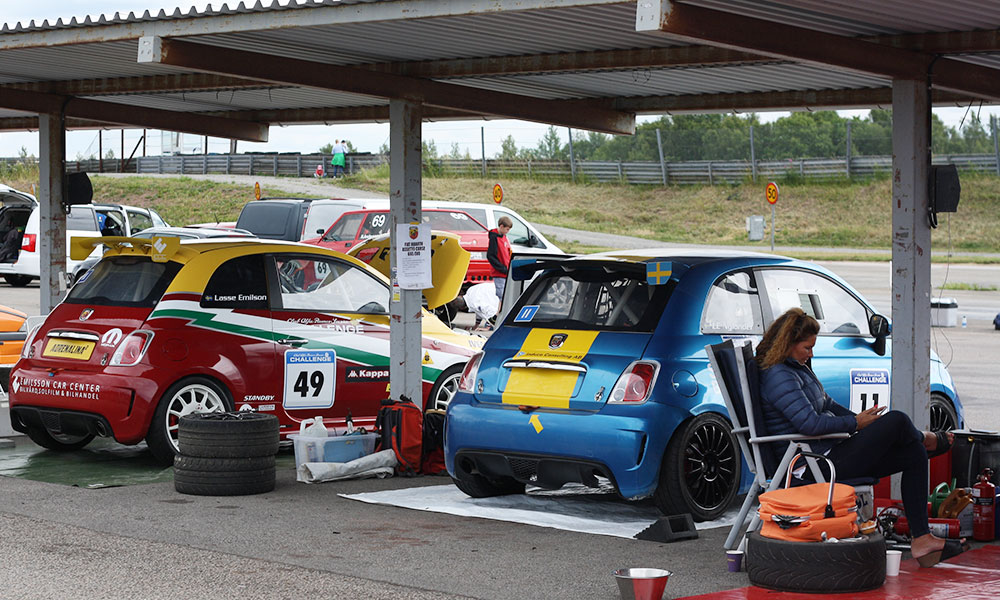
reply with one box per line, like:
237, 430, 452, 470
409, 109, 997, 163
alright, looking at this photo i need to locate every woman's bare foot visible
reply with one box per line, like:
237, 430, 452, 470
911, 533, 946, 559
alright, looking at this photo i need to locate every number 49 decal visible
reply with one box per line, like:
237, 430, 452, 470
283, 350, 336, 409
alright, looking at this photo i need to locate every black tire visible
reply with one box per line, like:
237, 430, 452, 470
654, 412, 740, 521
451, 474, 525, 498
427, 364, 464, 412
25, 426, 95, 451
174, 455, 276, 496
178, 412, 279, 458
929, 392, 959, 432
746, 531, 886, 593
146, 377, 232, 465
4, 274, 32, 287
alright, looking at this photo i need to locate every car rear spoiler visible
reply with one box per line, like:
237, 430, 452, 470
70, 236, 192, 263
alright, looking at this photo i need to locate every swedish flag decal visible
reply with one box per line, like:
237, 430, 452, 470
646, 261, 672, 285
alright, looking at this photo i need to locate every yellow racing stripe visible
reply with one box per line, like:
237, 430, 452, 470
502, 329, 598, 408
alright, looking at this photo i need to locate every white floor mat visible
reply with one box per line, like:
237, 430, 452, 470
341, 484, 742, 539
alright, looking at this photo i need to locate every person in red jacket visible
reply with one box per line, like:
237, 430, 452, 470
487, 216, 513, 319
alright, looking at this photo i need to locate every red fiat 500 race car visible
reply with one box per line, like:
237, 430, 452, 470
10, 235, 480, 464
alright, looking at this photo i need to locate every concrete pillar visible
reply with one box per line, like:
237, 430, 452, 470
38, 112, 67, 314
388, 99, 424, 410
890, 79, 932, 431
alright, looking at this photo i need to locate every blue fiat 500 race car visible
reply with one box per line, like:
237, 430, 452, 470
444, 249, 962, 521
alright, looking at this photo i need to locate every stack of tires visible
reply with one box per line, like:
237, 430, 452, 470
174, 412, 280, 496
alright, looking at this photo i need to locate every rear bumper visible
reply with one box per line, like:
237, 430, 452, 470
10, 405, 114, 439
444, 396, 684, 499
9, 366, 161, 443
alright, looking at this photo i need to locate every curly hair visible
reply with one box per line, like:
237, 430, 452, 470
755, 307, 820, 369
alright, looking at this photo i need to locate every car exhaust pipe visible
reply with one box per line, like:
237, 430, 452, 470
94, 421, 109, 437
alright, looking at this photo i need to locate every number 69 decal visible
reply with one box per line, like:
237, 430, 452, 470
283, 349, 336, 409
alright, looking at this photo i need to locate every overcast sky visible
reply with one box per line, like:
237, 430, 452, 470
2, 2, 996, 160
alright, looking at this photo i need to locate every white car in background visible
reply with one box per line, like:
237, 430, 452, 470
0, 185, 101, 287
0, 185, 169, 287
420, 200, 564, 256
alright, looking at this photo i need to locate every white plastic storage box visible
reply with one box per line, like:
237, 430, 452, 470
287, 433, 377, 469
930, 297, 958, 327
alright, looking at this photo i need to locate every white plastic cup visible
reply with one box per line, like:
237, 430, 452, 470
885, 550, 902, 576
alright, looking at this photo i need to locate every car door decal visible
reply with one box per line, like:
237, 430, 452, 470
150, 298, 459, 383
849, 368, 891, 413
283, 349, 336, 409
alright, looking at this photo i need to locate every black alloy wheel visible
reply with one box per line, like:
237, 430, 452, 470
654, 412, 740, 522
929, 392, 959, 432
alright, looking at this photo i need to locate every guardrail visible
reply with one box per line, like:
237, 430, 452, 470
45, 152, 1000, 185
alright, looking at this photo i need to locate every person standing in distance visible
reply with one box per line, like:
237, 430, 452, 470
487, 216, 513, 324
330, 139, 347, 177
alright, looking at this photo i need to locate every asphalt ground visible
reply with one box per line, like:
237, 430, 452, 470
0, 452, 743, 600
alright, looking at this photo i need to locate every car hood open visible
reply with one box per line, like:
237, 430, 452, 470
348, 231, 470, 309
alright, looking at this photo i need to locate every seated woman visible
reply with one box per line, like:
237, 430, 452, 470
756, 307, 966, 568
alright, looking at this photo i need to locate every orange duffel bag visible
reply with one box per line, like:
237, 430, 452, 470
757, 452, 859, 542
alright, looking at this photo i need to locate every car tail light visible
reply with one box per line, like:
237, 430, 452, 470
109, 330, 154, 366
457, 352, 484, 393
608, 361, 659, 404
21, 233, 36, 253
20, 325, 42, 358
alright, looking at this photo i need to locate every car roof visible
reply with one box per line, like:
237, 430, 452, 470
518, 247, 807, 277
589, 247, 792, 262
134, 226, 255, 237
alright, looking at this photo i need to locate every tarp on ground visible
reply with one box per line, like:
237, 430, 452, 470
342, 483, 740, 539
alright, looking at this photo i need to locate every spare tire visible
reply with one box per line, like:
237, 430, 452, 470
178, 411, 279, 458
746, 531, 886, 593
174, 455, 276, 496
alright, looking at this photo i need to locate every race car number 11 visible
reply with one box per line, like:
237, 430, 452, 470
283, 349, 336, 409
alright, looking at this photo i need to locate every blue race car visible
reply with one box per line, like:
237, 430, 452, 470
445, 249, 962, 521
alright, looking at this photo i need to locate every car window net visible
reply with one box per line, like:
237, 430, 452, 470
510, 266, 670, 332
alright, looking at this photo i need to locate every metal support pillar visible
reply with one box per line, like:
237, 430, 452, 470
38, 112, 67, 314
388, 99, 424, 410
890, 79, 932, 431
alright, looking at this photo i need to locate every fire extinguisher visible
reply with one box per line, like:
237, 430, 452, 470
973, 468, 996, 542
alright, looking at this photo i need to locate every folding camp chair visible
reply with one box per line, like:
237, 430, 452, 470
705, 340, 850, 551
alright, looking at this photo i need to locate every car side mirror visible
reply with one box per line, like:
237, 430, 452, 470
317, 229, 325, 234
529, 234, 541, 248
869, 313, 890, 356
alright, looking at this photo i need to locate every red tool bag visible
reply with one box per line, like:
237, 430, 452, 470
375, 397, 423, 475
758, 452, 859, 542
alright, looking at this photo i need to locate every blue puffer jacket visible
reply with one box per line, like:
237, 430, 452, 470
759, 358, 857, 455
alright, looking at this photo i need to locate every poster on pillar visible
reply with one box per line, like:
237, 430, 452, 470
395, 223, 432, 289
849, 368, 891, 413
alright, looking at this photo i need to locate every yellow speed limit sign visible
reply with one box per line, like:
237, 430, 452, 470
254, 181, 261, 201
493, 183, 504, 204
765, 181, 779, 205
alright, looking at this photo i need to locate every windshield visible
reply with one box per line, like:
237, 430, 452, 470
508, 264, 671, 332
67, 256, 181, 307
423, 211, 485, 232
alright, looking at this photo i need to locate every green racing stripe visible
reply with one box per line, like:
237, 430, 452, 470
149, 307, 445, 381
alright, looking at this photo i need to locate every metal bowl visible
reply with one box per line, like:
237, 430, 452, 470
613, 568, 672, 600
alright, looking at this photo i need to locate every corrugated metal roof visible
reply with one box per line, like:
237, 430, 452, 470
0, 0, 997, 136
1, 1, 379, 33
